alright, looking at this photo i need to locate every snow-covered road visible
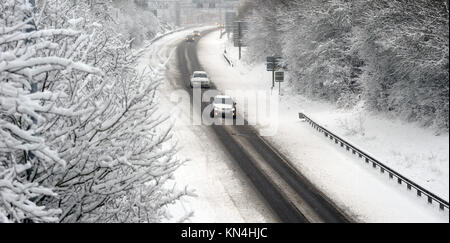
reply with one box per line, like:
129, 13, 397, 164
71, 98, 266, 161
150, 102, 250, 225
138, 28, 278, 223
197, 30, 449, 223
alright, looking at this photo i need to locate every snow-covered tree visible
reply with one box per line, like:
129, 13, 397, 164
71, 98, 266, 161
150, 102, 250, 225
1, 0, 187, 223
281, 0, 362, 107
112, 0, 169, 48
353, 0, 449, 130
0, 0, 84, 223
242, 0, 448, 131
243, 0, 283, 63
244, 0, 363, 106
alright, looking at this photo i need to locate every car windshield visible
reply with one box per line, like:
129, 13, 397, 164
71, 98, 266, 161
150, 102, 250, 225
214, 98, 234, 105
187, 35, 193, 38
194, 73, 207, 78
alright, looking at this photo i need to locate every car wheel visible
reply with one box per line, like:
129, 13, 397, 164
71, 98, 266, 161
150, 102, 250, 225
210, 111, 214, 118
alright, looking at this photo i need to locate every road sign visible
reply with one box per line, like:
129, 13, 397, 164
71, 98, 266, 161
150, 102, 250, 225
275, 71, 285, 82
266, 56, 284, 88
225, 12, 236, 33
232, 21, 248, 59
266, 56, 282, 71
267, 56, 282, 64
233, 21, 248, 47
267, 63, 276, 71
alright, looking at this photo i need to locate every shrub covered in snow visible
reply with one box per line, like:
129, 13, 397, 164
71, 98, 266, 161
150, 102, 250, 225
112, 0, 169, 48
242, 0, 449, 131
0, 0, 186, 223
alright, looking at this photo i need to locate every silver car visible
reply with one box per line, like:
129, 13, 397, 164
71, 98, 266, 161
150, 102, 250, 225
210, 95, 237, 119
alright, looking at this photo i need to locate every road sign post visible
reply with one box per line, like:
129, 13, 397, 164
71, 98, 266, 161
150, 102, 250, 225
233, 21, 248, 60
275, 71, 285, 95
267, 56, 282, 89
239, 45, 241, 60
225, 12, 236, 40
275, 71, 284, 82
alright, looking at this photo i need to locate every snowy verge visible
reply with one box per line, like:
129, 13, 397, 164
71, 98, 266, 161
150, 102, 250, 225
197, 30, 449, 223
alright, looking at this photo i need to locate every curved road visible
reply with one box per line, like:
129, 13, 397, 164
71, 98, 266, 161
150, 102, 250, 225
174, 29, 351, 223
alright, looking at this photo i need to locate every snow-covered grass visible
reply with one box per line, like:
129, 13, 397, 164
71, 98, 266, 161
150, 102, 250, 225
298, 98, 449, 200
197, 30, 449, 223
139, 27, 278, 223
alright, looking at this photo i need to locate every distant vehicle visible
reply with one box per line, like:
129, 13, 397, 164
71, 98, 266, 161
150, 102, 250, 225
190, 71, 211, 88
193, 30, 201, 37
185, 35, 195, 42
210, 95, 237, 119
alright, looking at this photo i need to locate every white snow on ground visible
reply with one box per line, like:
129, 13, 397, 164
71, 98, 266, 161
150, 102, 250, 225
138, 27, 278, 223
197, 30, 449, 223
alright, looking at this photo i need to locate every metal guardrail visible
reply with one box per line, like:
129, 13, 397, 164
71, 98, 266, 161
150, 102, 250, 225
223, 52, 234, 67
146, 25, 210, 46
147, 26, 192, 46
299, 112, 449, 212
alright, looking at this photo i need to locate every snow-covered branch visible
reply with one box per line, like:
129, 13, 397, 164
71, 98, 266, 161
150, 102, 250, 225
1, 0, 186, 223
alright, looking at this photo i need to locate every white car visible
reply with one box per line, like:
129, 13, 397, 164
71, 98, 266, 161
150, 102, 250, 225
210, 95, 237, 119
190, 71, 211, 88
193, 30, 201, 37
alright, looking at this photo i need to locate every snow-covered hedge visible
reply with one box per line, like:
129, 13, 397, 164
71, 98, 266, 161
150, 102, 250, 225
0, 0, 186, 223
243, 0, 449, 131
112, 0, 175, 48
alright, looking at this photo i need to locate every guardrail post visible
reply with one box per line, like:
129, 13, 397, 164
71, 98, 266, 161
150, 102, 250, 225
398, 178, 402, 185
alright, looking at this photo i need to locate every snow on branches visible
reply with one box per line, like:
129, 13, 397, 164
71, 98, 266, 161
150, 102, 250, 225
244, 0, 449, 131
1, 0, 186, 223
